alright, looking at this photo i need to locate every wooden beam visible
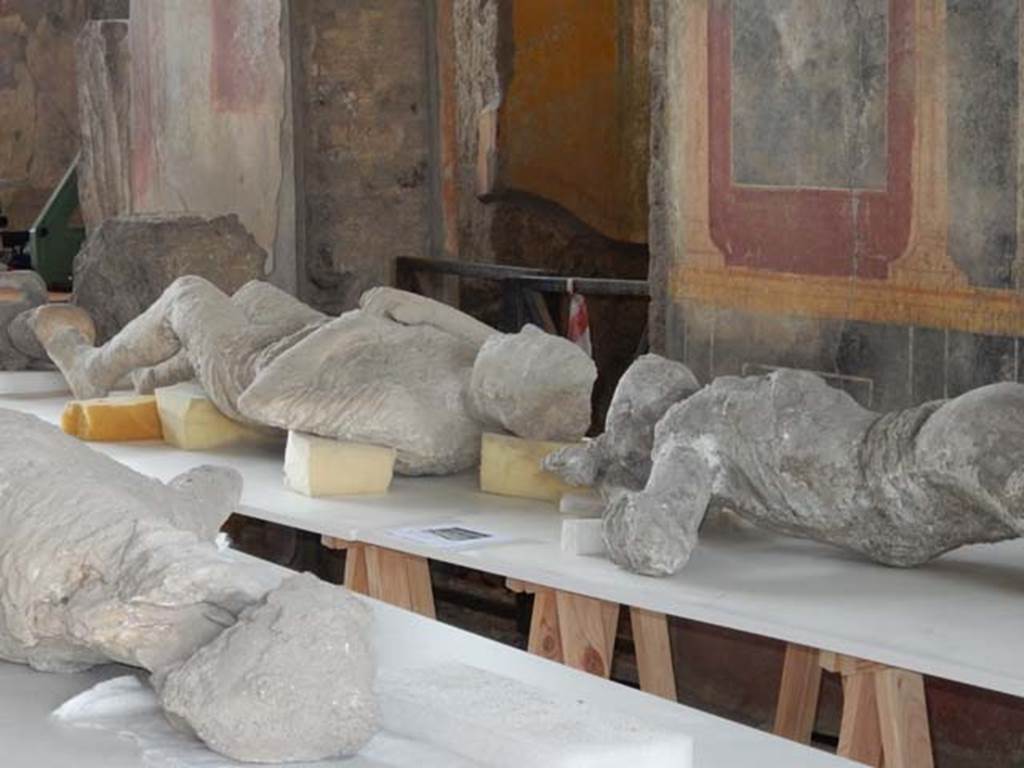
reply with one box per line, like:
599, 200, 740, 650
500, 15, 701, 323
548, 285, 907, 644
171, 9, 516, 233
837, 670, 884, 767
343, 543, 369, 595
773, 643, 823, 743
820, 651, 884, 676
629, 607, 677, 700
527, 587, 564, 662
555, 590, 620, 678
875, 668, 935, 768
321, 535, 370, 596
321, 535, 352, 550
506, 579, 563, 662
364, 545, 436, 619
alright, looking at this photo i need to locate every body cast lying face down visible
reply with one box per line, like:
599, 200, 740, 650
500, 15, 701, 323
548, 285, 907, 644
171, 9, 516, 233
0, 409, 376, 763
548, 355, 1024, 576
28, 277, 597, 475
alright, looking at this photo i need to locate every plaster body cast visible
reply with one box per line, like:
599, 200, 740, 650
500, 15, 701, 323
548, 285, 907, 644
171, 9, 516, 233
0, 271, 52, 370
548, 355, 1024, 575
0, 409, 377, 762
32, 277, 597, 475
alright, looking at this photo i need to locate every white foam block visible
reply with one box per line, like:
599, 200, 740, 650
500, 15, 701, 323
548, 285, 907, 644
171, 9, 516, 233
379, 664, 692, 768
284, 431, 396, 497
559, 491, 605, 518
561, 518, 606, 556
155, 381, 273, 451
479, 432, 585, 502
53, 675, 478, 768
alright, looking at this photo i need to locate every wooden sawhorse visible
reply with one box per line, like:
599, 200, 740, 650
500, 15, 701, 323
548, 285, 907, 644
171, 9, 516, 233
774, 643, 934, 767
323, 537, 436, 619
321, 539, 676, 701
506, 580, 678, 701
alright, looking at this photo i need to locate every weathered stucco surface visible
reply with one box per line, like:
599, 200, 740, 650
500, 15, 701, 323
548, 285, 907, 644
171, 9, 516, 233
647, 3, 1024, 761
128, 0, 289, 287
650, 0, 1024, 412
451, 0, 649, 422
451, 0, 651, 262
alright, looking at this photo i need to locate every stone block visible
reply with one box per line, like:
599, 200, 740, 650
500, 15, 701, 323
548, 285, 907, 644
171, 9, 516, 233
72, 214, 266, 341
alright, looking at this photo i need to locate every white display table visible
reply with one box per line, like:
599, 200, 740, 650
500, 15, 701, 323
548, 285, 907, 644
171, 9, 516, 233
1, 378, 1017, 767
0, 560, 852, 767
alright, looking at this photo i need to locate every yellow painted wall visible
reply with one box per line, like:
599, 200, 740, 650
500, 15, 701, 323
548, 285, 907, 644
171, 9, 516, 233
496, 0, 649, 244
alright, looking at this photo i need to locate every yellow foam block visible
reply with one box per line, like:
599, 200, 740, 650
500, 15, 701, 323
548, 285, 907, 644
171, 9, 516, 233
284, 431, 396, 497
155, 382, 273, 451
60, 395, 163, 442
479, 432, 586, 502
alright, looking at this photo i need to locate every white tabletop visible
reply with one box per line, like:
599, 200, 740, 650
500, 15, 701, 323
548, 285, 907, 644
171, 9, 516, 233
0, 556, 851, 767
1, 380, 1021, 700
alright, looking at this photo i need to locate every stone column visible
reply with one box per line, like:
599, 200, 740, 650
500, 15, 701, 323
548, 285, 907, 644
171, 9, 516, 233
76, 20, 132, 233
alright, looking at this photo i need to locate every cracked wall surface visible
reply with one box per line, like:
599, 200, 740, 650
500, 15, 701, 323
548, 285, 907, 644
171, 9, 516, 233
651, 0, 1024, 414
128, 0, 293, 289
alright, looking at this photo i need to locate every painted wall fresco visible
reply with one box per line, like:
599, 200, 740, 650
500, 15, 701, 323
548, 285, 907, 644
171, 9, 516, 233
715, 0, 911, 278
490, 0, 650, 244
731, 1, 889, 191
652, 0, 1024, 413
649, 5, 1024, 758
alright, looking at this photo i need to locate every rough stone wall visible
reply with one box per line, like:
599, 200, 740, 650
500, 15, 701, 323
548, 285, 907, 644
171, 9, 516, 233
128, 0, 292, 288
0, 1, 88, 229
290, 0, 436, 315
75, 19, 130, 233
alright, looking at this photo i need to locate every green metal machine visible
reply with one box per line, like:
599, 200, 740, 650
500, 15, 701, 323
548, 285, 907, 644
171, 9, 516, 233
28, 155, 85, 292
1, 156, 85, 292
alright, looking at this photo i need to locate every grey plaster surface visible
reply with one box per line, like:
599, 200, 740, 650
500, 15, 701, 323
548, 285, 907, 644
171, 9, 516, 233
34, 277, 596, 476
0, 408, 377, 761
550, 356, 1024, 576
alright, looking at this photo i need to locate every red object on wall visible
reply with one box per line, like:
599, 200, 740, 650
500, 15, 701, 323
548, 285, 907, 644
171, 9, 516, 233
567, 293, 593, 357
707, 0, 914, 279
